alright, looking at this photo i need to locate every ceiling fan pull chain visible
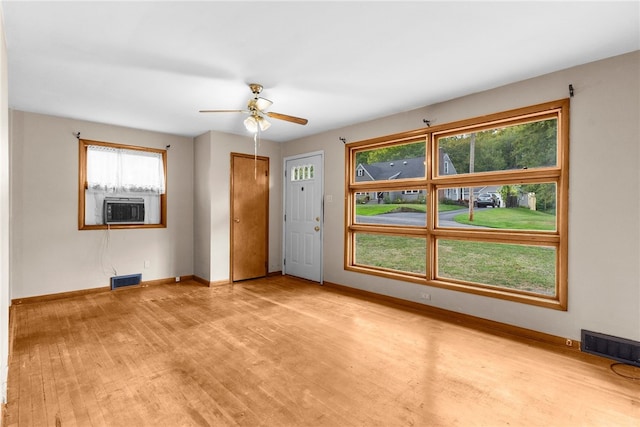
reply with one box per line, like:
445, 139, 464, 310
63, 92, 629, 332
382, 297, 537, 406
254, 132, 258, 180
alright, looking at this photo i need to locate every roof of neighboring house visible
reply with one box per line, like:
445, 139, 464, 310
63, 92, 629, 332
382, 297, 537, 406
356, 157, 425, 181
439, 151, 458, 176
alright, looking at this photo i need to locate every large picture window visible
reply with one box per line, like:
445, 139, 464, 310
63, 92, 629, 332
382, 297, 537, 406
345, 99, 569, 309
78, 139, 167, 230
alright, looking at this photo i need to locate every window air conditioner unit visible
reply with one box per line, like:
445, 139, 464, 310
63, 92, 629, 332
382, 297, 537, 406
103, 197, 145, 224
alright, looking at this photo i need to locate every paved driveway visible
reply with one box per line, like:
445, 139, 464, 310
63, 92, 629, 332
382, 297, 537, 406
356, 208, 484, 228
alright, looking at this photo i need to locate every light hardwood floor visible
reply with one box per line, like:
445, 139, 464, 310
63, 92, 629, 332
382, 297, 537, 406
4, 276, 639, 427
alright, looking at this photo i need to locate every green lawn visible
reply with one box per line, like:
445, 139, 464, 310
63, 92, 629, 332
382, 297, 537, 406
355, 235, 556, 295
353, 206, 557, 295
437, 240, 555, 295
355, 203, 460, 216
438, 204, 464, 212
454, 207, 555, 230
355, 234, 426, 274
355, 204, 555, 231
355, 204, 424, 216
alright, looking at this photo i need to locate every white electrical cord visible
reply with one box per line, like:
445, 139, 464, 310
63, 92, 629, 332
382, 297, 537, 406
101, 224, 118, 276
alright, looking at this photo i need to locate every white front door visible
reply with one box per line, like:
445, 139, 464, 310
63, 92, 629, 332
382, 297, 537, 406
284, 153, 323, 283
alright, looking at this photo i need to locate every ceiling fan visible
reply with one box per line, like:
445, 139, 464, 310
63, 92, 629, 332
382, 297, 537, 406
199, 83, 308, 132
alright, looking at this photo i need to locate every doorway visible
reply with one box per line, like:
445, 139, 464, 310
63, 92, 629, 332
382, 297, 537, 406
283, 152, 323, 283
230, 153, 269, 281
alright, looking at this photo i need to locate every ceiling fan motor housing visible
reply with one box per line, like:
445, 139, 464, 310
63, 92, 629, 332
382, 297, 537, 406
249, 83, 263, 95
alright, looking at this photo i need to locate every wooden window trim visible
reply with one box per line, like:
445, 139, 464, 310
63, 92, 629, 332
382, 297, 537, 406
345, 99, 569, 310
78, 139, 167, 230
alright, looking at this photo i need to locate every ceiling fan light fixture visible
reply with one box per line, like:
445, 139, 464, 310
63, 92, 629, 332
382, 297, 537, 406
255, 97, 273, 111
258, 116, 271, 131
244, 115, 271, 133
244, 116, 258, 133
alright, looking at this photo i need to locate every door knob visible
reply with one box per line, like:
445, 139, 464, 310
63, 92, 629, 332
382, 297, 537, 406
234, 218, 240, 223
314, 226, 320, 232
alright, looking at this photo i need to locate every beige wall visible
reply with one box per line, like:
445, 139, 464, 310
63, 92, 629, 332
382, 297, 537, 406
193, 132, 212, 280
282, 51, 640, 342
193, 131, 282, 282
9, 112, 285, 296
9, 111, 195, 299
0, 5, 10, 403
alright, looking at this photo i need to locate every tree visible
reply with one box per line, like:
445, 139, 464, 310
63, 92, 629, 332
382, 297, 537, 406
520, 183, 556, 213
356, 142, 425, 165
438, 118, 558, 174
511, 120, 557, 169
500, 184, 520, 207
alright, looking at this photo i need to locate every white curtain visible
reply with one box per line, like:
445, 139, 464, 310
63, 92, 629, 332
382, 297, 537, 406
87, 145, 165, 194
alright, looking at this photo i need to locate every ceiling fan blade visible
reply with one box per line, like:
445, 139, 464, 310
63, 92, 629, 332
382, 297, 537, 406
199, 109, 247, 113
265, 111, 308, 125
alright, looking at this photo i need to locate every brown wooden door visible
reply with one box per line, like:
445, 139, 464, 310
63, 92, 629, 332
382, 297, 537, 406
230, 153, 269, 281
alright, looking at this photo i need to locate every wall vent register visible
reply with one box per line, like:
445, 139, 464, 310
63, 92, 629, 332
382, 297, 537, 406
581, 329, 640, 367
103, 197, 145, 224
110, 273, 142, 290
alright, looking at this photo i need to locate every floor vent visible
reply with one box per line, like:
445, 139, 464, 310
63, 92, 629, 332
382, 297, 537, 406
111, 273, 142, 290
581, 329, 640, 367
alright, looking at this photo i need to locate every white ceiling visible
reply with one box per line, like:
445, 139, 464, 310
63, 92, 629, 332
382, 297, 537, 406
2, 1, 639, 142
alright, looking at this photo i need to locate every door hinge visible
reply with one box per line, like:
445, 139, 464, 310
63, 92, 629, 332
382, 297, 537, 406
284, 259, 286, 266
284, 214, 286, 221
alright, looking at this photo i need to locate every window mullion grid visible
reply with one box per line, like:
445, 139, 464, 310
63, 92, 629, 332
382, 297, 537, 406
433, 168, 561, 188
345, 99, 568, 309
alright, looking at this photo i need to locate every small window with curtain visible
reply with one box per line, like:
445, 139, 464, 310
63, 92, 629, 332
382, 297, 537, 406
78, 139, 167, 229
